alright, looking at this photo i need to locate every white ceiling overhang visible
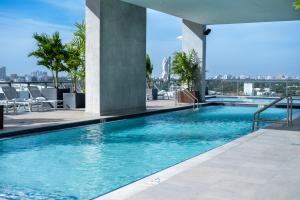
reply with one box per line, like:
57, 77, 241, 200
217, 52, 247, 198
121, 0, 300, 24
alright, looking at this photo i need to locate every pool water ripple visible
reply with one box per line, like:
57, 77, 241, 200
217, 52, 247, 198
0, 106, 293, 199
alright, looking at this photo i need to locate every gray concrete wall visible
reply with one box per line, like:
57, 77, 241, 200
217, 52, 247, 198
182, 19, 206, 102
85, 0, 146, 115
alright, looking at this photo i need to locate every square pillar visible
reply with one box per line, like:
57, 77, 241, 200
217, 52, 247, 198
182, 19, 207, 102
85, 0, 146, 115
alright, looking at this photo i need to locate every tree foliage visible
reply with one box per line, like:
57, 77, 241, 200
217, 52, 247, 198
146, 54, 153, 88
29, 21, 85, 92
28, 32, 66, 88
72, 21, 85, 81
294, 0, 300, 9
65, 21, 86, 93
171, 50, 200, 91
65, 44, 81, 93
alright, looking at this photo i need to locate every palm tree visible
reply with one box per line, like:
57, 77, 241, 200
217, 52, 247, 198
65, 44, 81, 93
294, 0, 300, 9
172, 49, 200, 91
64, 21, 86, 92
146, 54, 153, 88
72, 21, 85, 82
29, 32, 66, 88
61, 22, 86, 108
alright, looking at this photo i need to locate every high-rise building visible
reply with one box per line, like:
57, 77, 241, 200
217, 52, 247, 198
213, 75, 222, 80
31, 70, 49, 81
9, 74, 18, 81
0, 66, 6, 81
239, 75, 250, 80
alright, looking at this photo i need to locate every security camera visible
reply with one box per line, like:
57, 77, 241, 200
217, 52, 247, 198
203, 28, 211, 35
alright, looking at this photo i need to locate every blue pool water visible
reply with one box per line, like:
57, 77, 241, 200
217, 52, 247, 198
0, 106, 292, 199
206, 96, 300, 104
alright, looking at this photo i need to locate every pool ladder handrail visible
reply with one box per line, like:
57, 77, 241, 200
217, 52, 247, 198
176, 88, 199, 110
252, 96, 293, 131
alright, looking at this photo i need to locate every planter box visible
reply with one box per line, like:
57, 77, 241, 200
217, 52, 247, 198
177, 90, 200, 103
63, 93, 85, 109
41, 88, 70, 108
146, 88, 158, 100
41, 88, 70, 100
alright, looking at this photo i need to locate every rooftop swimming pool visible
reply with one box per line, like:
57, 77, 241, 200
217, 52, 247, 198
206, 96, 300, 104
0, 106, 294, 199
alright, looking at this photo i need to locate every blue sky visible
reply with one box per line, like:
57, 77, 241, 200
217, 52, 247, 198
0, 0, 299, 77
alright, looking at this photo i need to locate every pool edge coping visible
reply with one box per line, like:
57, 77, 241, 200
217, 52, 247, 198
2, 100, 296, 140
0, 103, 217, 140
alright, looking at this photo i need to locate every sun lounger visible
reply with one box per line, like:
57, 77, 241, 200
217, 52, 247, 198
28, 86, 63, 110
1, 86, 41, 112
0, 93, 18, 114
158, 90, 170, 100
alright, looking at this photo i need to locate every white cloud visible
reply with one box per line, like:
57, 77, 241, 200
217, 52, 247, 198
0, 14, 74, 74
0, 12, 74, 31
19, 18, 74, 31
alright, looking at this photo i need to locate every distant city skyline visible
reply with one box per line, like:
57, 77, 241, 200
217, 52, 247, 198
0, 1, 299, 77
207, 74, 300, 80
2, 65, 300, 82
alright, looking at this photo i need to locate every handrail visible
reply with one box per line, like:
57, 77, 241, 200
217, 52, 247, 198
182, 90, 198, 110
254, 96, 286, 115
184, 89, 199, 108
176, 88, 199, 110
252, 96, 293, 131
152, 82, 160, 90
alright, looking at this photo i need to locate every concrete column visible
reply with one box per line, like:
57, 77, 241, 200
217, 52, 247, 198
85, 0, 146, 115
182, 19, 206, 102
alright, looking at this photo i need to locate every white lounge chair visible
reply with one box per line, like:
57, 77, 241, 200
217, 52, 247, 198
158, 90, 170, 100
0, 93, 18, 114
1, 86, 41, 112
28, 86, 63, 110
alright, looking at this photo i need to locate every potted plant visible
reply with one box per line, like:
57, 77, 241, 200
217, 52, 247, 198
146, 54, 157, 100
29, 31, 70, 102
172, 49, 201, 103
63, 22, 85, 109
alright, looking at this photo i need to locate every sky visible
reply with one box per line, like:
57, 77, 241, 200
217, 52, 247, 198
0, 0, 299, 78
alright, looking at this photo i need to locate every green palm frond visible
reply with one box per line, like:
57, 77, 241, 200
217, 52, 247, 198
294, 0, 300, 9
29, 32, 66, 88
29, 21, 86, 91
172, 50, 201, 91
64, 21, 86, 92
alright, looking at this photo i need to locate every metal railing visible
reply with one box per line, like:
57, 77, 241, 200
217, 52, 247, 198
176, 88, 199, 110
252, 96, 293, 131
0, 81, 73, 99
0, 81, 72, 87
206, 79, 300, 97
